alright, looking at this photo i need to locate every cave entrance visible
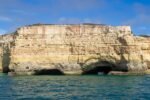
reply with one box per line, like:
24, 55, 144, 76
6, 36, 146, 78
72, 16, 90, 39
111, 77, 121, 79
34, 69, 64, 75
83, 66, 112, 75
83, 61, 113, 75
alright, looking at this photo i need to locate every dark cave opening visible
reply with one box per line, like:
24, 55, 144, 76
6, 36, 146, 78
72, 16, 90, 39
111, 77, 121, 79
34, 69, 64, 75
2, 44, 11, 73
83, 66, 112, 75
2, 67, 10, 73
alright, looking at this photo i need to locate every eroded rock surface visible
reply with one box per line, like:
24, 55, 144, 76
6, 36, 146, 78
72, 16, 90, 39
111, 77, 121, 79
0, 34, 14, 72
0, 24, 150, 75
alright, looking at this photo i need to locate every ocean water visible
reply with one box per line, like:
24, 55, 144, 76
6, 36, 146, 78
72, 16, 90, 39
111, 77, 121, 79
0, 73, 150, 100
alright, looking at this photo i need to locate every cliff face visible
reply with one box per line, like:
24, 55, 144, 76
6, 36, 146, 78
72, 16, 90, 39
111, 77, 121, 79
0, 24, 150, 75
0, 34, 15, 72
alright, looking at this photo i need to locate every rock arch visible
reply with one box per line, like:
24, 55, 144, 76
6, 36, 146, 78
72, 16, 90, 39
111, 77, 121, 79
82, 58, 115, 75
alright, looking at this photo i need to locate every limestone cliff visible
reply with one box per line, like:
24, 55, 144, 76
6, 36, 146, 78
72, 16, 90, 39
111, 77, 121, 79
0, 33, 15, 72
0, 24, 150, 75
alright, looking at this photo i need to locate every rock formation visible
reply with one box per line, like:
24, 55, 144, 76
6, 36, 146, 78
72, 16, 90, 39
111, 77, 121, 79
0, 24, 150, 75
0, 33, 14, 73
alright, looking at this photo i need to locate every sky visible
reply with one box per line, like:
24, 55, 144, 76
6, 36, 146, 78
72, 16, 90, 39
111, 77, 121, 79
0, 0, 150, 35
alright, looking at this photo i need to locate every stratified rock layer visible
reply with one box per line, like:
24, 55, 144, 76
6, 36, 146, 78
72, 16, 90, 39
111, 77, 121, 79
0, 24, 150, 75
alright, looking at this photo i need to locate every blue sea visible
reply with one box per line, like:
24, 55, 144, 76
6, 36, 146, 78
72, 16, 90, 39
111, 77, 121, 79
0, 73, 150, 100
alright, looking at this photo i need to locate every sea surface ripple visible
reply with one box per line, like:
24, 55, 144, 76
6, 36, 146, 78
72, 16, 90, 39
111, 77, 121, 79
0, 74, 150, 100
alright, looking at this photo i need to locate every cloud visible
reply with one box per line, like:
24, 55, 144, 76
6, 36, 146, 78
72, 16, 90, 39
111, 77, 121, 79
83, 18, 101, 24
122, 2, 150, 34
0, 16, 12, 22
139, 26, 147, 30
0, 0, 22, 11
124, 3, 150, 25
57, 17, 101, 24
0, 29, 7, 34
133, 3, 150, 14
0, 0, 106, 23
11, 9, 28, 15
57, 17, 81, 24
124, 14, 150, 25
56, 0, 105, 10
45, 0, 106, 15
10, 9, 36, 17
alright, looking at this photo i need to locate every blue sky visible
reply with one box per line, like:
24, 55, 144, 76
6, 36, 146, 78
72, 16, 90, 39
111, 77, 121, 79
0, 0, 150, 35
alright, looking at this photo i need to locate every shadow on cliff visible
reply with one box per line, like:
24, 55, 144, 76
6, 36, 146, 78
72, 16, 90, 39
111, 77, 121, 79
81, 58, 116, 75
2, 44, 10, 73
115, 37, 129, 71
34, 69, 64, 75
80, 36, 130, 75
81, 58, 129, 75
118, 37, 128, 46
